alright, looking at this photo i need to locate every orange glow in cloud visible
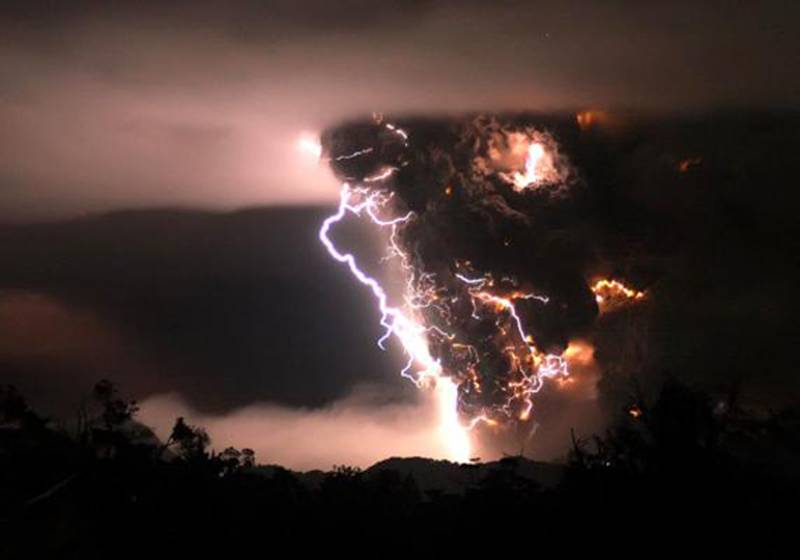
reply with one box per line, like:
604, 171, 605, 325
591, 278, 646, 310
678, 157, 703, 173
564, 340, 595, 367
576, 110, 608, 131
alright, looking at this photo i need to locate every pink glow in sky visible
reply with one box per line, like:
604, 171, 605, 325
1, 1, 796, 220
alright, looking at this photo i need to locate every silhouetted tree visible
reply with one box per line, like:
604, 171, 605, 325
0, 385, 46, 431
0, 385, 27, 423
164, 416, 210, 461
241, 448, 256, 468
216, 446, 257, 475
2, 377, 798, 557
92, 379, 139, 430
87, 380, 140, 457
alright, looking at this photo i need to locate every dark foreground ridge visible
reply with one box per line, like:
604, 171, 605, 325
255, 455, 564, 496
1, 379, 797, 554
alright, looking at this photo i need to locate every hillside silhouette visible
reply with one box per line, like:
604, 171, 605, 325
1, 378, 797, 554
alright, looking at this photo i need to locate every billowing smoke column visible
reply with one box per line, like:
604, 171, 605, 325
317, 114, 646, 452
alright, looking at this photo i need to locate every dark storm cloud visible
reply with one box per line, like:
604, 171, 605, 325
1, 1, 798, 219
1, 0, 434, 37
0, 207, 417, 416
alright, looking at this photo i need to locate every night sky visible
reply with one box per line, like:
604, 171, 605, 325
1, 1, 798, 468
2, 1, 798, 219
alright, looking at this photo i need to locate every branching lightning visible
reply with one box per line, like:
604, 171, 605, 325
319, 180, 471, 462
312, 122, 647, 462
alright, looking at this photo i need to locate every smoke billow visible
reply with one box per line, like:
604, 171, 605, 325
321, 114, 655, 427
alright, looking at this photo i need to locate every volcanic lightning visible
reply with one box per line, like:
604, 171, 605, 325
509, 142, 545, 190
318, 181, 472, 462
315, 115, 648, 461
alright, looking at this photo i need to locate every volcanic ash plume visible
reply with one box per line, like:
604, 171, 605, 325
318, 115, 644, 435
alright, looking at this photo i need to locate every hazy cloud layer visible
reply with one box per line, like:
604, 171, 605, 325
2, 1, 798, 219
140, 386, 453, 471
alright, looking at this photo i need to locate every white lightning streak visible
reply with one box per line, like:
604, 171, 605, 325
319, 185, 471, 462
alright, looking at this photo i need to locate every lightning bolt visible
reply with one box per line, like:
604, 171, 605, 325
319, 183, 472, 462
314, 121, 646, 463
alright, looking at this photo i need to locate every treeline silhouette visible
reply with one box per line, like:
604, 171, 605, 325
1, 378, 797, 554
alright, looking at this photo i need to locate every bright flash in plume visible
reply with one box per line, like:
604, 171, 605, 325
509, 142, 546, 190
489, 130, 565, 192
435, 377, 472, 462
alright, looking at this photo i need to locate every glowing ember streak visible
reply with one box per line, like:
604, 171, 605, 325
677, 156, 703, 173
510, 142, 546, 190
455, 272, 568, 421
385, 123, 409, 144
364, 167, 397, 183
335, 147, 374, 161
591, 278, 646, 309
319, 184, 471, 462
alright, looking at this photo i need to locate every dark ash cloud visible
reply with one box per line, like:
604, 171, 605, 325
322, 111, 800, 420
